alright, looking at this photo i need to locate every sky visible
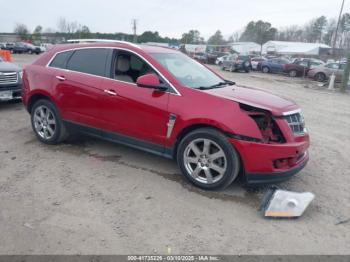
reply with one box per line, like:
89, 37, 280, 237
0, 0, 348, 39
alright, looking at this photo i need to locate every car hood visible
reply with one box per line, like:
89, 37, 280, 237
0, 62, 21, 72
204, 84, 298, 116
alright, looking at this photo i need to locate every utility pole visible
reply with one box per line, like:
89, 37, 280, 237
341, 53, 350, 92
132, 19, 137, 43
332, 0, 345, 56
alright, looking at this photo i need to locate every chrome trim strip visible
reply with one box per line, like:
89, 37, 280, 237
282, 109, 302, 116
45, 46, 182, 96
166, 114, 177, 139
66, 39, 141, 49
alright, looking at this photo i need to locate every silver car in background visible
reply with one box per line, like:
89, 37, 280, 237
308, 62, 346, 82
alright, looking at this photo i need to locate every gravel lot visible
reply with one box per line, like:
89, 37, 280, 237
0, 54, 349, 255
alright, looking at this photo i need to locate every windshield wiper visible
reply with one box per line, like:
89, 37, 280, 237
195, 80, 235, 90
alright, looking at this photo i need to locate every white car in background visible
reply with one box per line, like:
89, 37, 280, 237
215, 55, 229, 66
251, 57, 266, 70
39, 43, 53, 52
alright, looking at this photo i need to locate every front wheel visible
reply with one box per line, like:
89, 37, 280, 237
177, 128, 240, 190
314, 72, 326, 82
289, 70, 297, 77
31, 99, 69, 144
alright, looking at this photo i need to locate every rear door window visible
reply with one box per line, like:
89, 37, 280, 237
66, 48, 109, 77
49, 51, 73, 69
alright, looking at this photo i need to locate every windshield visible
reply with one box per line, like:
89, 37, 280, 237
151, 52, 224, 88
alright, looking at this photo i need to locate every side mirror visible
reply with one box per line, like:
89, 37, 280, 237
136, 74, 168, 91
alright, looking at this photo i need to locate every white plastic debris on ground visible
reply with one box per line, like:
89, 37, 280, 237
260, 188, 315, 218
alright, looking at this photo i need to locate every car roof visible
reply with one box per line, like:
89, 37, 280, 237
49, 42, 179, 54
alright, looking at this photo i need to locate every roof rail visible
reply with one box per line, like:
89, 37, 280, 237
66, 39, 140, 48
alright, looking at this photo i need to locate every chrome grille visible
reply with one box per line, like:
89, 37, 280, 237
0, 72, 18, 85
284, 112, 305, 135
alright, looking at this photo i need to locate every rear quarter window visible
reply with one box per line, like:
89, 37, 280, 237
49, 51, 73, 69
66, 48, 110, 77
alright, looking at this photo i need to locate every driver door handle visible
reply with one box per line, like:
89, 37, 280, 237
56, 76, 66, 81
104, 89, 117, 96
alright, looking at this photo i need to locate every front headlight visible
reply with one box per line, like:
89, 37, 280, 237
19, 71, 23, 79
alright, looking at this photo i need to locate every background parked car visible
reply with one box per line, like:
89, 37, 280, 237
221, 54, 252, 73
251, 57, 266, 70
283, 59, 325, 77
206, 51, 229, 64
260, 57, 290, 74
26, 43, 42, 54
0, 56, 22, 101
193, 52, 208, 63
1, 43, 14, 52
12, 42, 28, 54
215, 54, 230, 66
12, 42, 41, 54
308, 62, 346, 82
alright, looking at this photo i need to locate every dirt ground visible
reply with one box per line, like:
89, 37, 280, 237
0, 54, 349, 255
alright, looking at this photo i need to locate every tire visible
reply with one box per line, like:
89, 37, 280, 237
28, 50, 32, 54
30, 99, 69, 145
244, 63, 251, 73
262, 66, 270, 73
289, 70, 297, 77
177, 128, 240, 190
314, 72, 326, 82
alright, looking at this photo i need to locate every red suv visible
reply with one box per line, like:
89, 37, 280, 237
22, 41, 310, 190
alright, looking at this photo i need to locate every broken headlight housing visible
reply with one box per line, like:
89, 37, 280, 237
240, 103, 285, 143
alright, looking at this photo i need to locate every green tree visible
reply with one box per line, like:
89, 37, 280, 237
339, 13, 350, 49
78, 25, 91, 38
180, 30, 204, 44
138, 31, 163, 43
311, 16, 327, 42
32, 25, 43, 42
240, 20, 277, 53
33, 25, 42, 35
207, 30, 225, 45
14, 23, 29, 40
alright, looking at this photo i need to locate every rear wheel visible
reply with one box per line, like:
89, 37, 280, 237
177, 128, 240, 190
31, 99, 69, 144
244, 62, 251, 73
314, 72, 326, 82
262, 66, 270, 73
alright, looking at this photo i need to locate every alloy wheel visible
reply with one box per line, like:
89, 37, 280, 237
183, 138, 227, 185
33, 105, 57, 140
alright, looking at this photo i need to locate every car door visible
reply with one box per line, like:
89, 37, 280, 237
50, 48, 111, 129
223, 55, 233, 68
324, 63, 339, 79
269, 59, 280, 72
98, 49, 170, 147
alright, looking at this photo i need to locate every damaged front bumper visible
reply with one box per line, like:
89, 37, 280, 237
228, 135, 310, 184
